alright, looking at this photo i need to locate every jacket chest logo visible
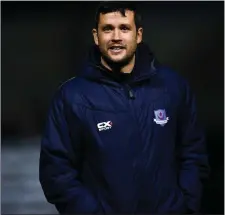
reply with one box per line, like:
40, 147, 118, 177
153, 109, 169, 126
97, 121, 113, 131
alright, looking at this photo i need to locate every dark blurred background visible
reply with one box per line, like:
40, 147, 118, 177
1, 1, 224, 214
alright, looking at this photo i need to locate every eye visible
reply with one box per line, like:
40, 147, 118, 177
120, 25, 130, 31
103, 26, 112, 32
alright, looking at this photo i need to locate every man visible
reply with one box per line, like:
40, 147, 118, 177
39, 2, 210, 214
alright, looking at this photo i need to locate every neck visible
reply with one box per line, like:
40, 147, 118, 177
101, 55, 135, 74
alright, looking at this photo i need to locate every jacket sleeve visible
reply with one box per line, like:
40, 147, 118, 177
177, 81, 210, 213
39, 88, 101, 214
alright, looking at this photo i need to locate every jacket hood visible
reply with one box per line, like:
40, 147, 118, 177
79, 42, 159, 85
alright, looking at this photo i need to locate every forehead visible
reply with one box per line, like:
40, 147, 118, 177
98, 10, 135, 25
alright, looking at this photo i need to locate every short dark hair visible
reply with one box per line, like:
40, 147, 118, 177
95, 1, 143, 30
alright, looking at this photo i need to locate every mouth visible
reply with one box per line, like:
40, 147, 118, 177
108, 46, 125, 54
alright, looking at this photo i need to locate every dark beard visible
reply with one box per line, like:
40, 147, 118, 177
101, 53, 135, 71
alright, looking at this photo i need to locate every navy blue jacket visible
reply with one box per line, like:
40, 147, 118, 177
39, 43, 209, 214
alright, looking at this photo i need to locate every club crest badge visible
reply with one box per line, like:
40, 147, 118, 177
153, 109, 169, 126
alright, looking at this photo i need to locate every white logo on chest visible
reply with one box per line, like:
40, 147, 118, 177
97, 121, 113, 131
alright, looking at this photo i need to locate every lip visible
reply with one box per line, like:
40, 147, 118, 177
108, 47, 125, 54
109, 47, 124, 49
109, 45, 125, 49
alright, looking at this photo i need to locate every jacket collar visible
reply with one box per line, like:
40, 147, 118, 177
79, 42, 159, 85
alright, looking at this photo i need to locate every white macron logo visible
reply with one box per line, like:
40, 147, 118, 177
97, 121, 113, 131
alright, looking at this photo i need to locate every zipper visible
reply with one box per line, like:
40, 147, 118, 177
121, 85, 144, 170
121, 83, 145, 210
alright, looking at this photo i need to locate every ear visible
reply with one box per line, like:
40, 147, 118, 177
136, 27, 143, 44
92, 28, 99, 46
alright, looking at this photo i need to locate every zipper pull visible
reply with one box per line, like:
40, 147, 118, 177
123, 84, 135, 99
128, 89, 135, 99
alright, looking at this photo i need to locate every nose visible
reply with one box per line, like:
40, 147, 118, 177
112, 29, 121, 41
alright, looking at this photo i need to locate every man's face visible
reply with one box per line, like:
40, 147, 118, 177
92, 10, 143, 66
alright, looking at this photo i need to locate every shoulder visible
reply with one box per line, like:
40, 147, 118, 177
154, 65, 191, 102
53, 76, 91, 106
156, 65, 187, 85
157, 65, 189, 88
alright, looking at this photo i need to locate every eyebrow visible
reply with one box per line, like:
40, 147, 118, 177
120, 24, 132, 28
101, 23, 132, 29
101, 24, 114, 28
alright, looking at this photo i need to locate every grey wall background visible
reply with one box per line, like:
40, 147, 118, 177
2, 1, 224, 214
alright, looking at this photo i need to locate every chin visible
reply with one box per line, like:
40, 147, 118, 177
102, 54, 129, 67
109, 56, 126, 63
111, 58, 124, 63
